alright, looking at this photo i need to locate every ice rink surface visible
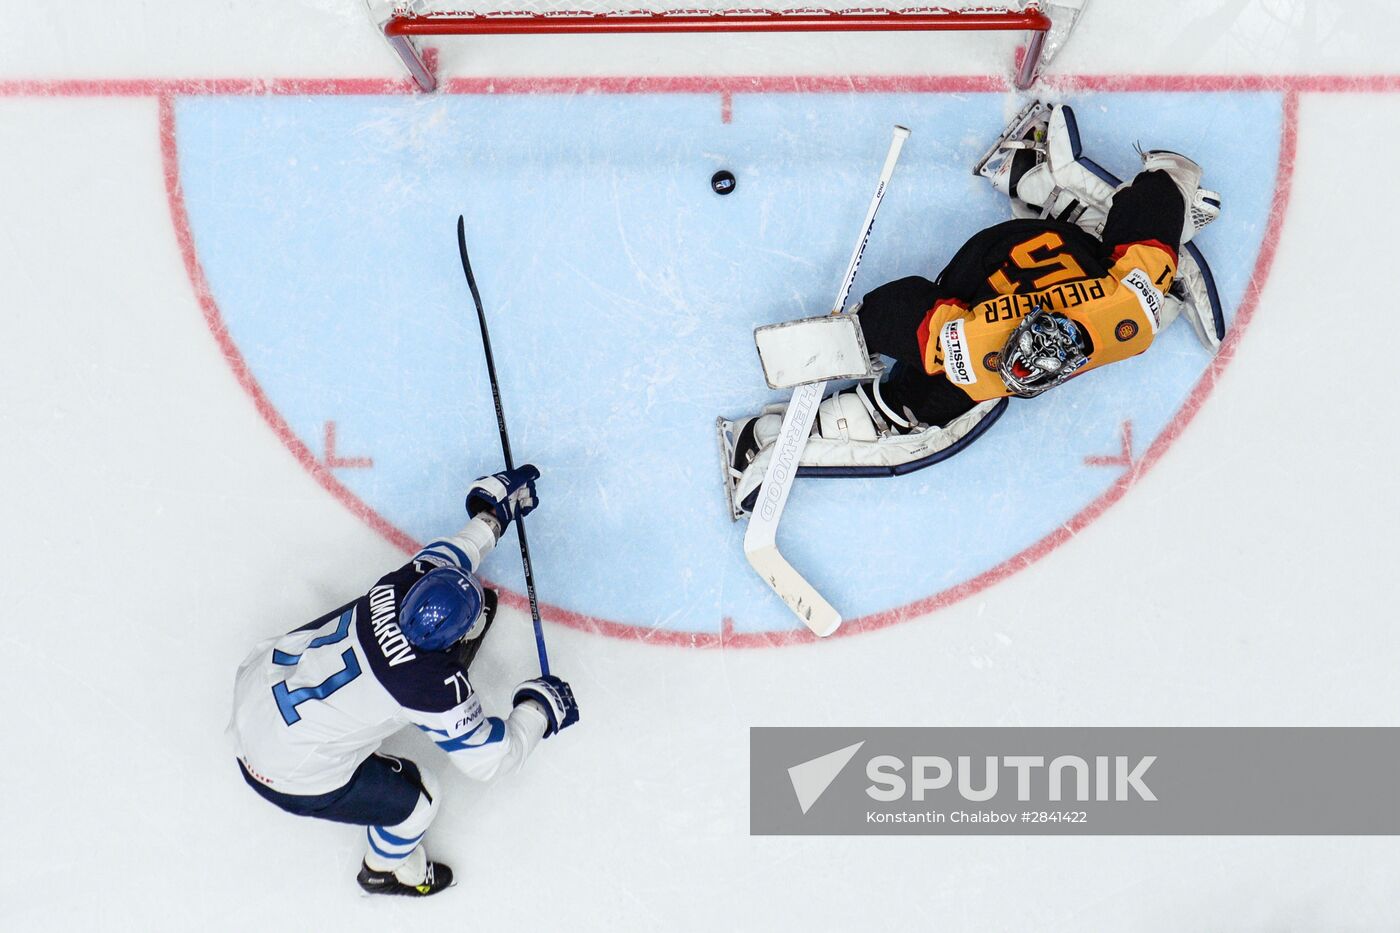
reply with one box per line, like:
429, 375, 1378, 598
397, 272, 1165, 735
3, 1, 1399, 929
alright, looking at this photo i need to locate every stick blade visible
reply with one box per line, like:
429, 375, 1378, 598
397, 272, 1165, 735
743, 543, 842, 638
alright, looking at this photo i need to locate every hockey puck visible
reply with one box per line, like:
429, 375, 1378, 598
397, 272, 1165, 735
711, 170, 736, 196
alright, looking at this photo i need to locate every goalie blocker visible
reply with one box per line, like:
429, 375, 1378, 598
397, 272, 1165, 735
754, 313, 875, 389
727, 306, 1004, 519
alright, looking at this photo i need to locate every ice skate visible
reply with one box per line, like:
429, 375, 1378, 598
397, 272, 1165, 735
972, 99, 1049, 180
356, 847, 455, 898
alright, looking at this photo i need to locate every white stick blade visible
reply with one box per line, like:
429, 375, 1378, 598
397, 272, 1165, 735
744, 544, 842, 637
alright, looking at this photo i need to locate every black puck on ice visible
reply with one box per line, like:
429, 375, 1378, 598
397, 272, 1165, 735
711, 169, 737, 195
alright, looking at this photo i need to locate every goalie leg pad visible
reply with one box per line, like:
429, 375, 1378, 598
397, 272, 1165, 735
1140, 150, 1202, 205
721, 394, 1005, 516
723, 390, 883, 496
816, 389, 880, 443
984, 103, 1116, 234
982, 105, 1221, 246
1044, 105, 1120, 208
1012, 164, 1110, 231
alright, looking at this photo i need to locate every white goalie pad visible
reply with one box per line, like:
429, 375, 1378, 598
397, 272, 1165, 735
980, 104, 1222, 249
720, 397, 1002, 519
754, 313, 874, 389
978, 102, 1115, 235
1042, 104, 1120, 210
793, 398, 1000, 470
999, 104, 1115, 229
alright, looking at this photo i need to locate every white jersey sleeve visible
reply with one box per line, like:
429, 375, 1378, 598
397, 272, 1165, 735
412, 515, 499, 573
407, 690, 549, 783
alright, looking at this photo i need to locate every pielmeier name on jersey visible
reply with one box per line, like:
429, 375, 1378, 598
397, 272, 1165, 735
229, 522, 547, 796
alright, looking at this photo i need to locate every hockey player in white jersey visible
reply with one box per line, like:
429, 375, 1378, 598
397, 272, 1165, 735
229, 465, 579, 897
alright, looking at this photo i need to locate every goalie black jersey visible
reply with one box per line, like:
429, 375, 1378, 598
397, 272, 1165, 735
910, 169, 1187, 402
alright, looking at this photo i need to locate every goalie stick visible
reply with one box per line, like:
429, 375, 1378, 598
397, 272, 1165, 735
456, 215, 551, 676
742, 125, 910, 637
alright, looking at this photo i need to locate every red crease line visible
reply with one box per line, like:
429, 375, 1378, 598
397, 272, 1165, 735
157, 83, 1301, 649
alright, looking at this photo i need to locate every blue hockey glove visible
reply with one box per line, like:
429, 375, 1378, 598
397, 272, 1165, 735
513, 675, 579, 738
466, 465, 540, 530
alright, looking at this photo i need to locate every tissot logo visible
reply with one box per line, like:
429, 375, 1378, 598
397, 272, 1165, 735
1119, 267, 1164, 333
940, 318, 977, 385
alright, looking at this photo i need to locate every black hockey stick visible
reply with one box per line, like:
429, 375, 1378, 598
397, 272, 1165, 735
456, 215, 550, 676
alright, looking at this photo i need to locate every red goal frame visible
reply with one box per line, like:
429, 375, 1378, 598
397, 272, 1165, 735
381, 6, 1056, 92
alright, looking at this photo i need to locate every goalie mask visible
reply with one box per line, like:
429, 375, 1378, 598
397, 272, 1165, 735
997, 307, 1092, 398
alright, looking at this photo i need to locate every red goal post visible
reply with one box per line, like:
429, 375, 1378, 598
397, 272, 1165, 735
370, 1, 1087, 92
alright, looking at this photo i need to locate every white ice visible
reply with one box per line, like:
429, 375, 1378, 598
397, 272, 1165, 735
3, 1, 1399, 929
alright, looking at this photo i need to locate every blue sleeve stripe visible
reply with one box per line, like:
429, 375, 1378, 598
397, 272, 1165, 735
437, 540, 472, 567
415, 723, 451, 737
421, 539, 472, 569
271, 649, 300, 666
413, 550, 450, 568
436, 718, 505, 752
370, 825, 424, 849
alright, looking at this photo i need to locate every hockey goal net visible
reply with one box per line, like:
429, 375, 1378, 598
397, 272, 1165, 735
368, 0, 1086, 92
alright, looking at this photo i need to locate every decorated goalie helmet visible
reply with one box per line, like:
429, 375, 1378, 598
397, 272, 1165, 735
997, 307, 1092, 398
401, 566, 488, 651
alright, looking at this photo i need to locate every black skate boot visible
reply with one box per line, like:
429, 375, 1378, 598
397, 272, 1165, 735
356, 850, 454, 897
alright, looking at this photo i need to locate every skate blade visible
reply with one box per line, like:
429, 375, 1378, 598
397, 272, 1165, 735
972, 99, 1049, 178
715, 416, 747, 523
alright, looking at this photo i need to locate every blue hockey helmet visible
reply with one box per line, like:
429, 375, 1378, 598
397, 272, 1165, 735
400, 567, 487, 651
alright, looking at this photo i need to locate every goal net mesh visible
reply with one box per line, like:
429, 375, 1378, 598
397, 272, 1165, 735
369, 0, 1082, 91
384, 0, 1044, 19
